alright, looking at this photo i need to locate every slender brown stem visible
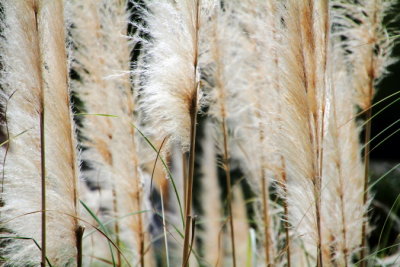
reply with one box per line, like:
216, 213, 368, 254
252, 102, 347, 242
315, 185, 323, 267
131, 152, 145, 267
181, 98, 198, 267
183, 153, 188, 213
136, 175, 145, 267
76, 225, 85, 267
314, 128, 323, 267
136, 187, 145, 267
185, 216, 197, 267
315, 124, 323, 267
261, 172, 270, 266
112, 186, 122, 267
33, 2, 46, 265
182, 1, 200, 265
40, 108, 46, 267
360, 103, 372, 267
221, 118, 236, 267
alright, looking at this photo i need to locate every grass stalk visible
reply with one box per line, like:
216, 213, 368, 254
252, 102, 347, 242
183, 154, 188, 213
181, 94, 198, 267
221, 118, 236, 267
315, 180, 323, 267
261, 171, 270, 266
40, 107, 46, 267
360, 95, 373, 267
112, 186, 122, 266
76, 225, 85, 267
182, 1, 201, 265
135, 170, 145, 267
34, 2, 46, 264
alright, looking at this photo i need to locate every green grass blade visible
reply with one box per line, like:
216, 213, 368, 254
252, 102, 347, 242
368, 127, 400, 155
361, 118, 400, 149
360, 97, 400, 128
83, 210, 151, 239
80, 199, 116, 267
377, 195, 400, 253
130, 123, 185, 227
246, 228, 257, 267
369, 163, 400, 190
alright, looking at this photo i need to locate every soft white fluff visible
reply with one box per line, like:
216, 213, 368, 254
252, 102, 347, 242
331, 0, 395, 110
279, 0, 331, 264
321, 59, 364, 265
0, 2, 44, 265
68, 0, 150, 264
200, 1, 248, 129
0, 0, 80, 266
40, 1, 81, 265
137, 0, 209, 150
219, 1, 284, 264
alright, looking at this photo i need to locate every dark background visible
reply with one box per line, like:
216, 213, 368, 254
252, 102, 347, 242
355, 2, 400, 254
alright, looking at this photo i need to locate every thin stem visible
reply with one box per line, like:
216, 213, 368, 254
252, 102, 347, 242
316, 1, 329, 264
183, 153, 188, 213
76, 225, 85, 267
112, 186, 122, 266
33, 2, 46, 265
315, 177, 323, 267
221, 118, 236, 267
181, 93, 198, 267
134, 165, 145, 267
40, 108, 46, 267
182, 1, 201, 265
360, 103, 372, 267
138, 195, 145, 267
261, 172, 270, 266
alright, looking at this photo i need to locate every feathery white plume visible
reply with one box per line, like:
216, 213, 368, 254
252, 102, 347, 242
0, 1, 44, 264
137, 0, 208, 150
68, 0, 151, 265
332, 0, 395, 110
227, 1, 285, 264
321, 58, 364, 265
331, 1, 396, 263
0, 0, 81, 265
279, 0, 330, 264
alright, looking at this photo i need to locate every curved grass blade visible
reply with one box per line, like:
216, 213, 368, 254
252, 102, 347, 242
378, 194, 400, 254
80, 199, 116, 267
130, 123, 185, 226
83, 210, 152, 239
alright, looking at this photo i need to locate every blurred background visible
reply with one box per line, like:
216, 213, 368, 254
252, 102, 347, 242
367, 0, 400, 255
